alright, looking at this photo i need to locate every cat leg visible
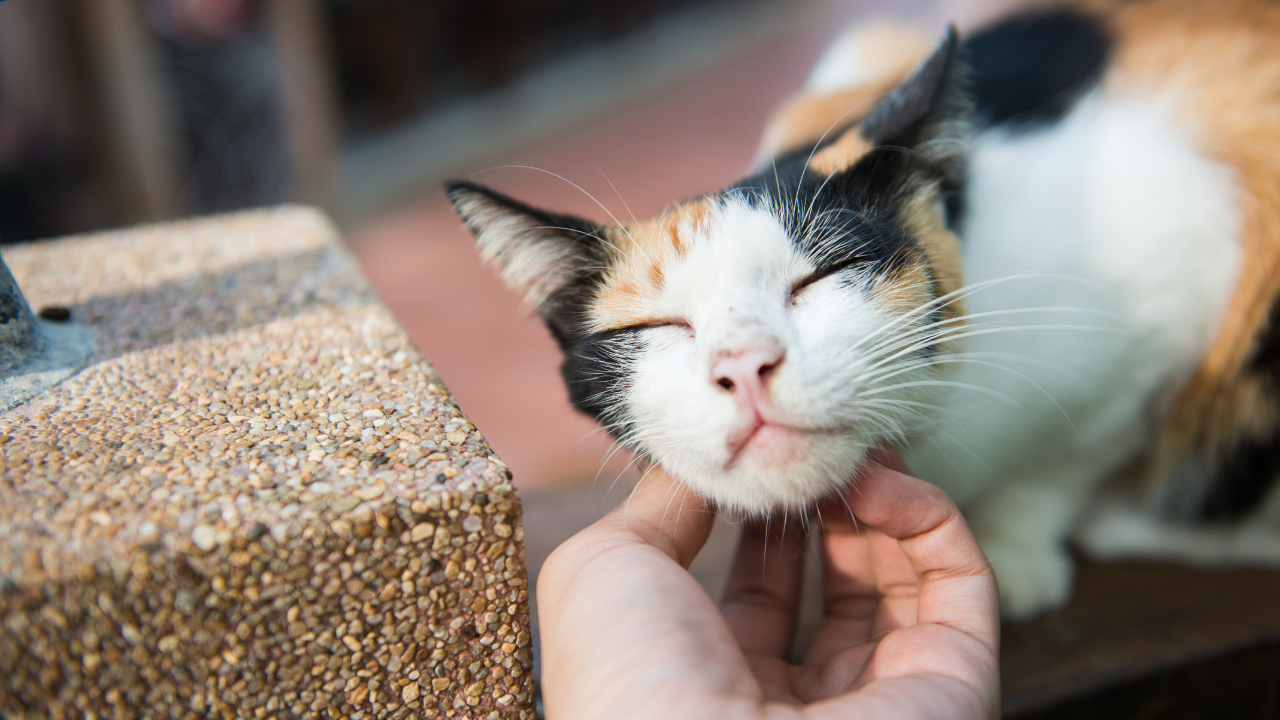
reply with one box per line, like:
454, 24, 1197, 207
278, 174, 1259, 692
1075, 481, 1280, 567
963, 467, 1100, 619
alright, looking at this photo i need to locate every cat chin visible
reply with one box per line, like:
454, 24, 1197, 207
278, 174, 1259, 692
658, 431, 872, 515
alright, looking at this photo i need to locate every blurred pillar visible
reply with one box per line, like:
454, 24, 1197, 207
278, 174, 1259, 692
267, 0, 340, 210
77, 0, 182, 223
0, 0, 83, 152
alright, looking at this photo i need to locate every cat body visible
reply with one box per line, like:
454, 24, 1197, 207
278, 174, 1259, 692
449, 0, 1280, 617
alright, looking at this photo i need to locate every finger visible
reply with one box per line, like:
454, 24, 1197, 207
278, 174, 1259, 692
801, 482, 887, 665
812, 442, 914, 588
865, 530, 920, 634
842, 458, 999, 652
801, 496, 875, 659
604, 464, 716, 568
721, 513, 806, 659
868, 444, 912, 474
538, 468, 758, 719
851, 448, 927, 634
860, 445, 931, 630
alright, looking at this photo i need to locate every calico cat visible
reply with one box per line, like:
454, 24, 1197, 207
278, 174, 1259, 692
447, 0, 1280, 618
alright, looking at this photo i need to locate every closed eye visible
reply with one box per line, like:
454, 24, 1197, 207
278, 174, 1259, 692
628, 319, 694, 336
789, 272, 826, 302
789, 266, 845, 303
789, 261, 867, 303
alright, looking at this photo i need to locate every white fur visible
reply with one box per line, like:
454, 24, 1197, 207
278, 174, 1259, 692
630, 86, 1243, 617
903, 90, 1242, 616
789, 19, 1246, 611
624, 197, 942, 514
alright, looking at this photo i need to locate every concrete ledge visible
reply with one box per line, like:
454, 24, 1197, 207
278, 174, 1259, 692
0, 207, 534, 719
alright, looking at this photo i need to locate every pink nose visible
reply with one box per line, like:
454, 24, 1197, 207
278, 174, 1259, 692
710, 348, 785, 405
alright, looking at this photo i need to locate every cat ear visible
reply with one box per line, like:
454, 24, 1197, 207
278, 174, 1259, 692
446, 180, 605, 319
859, 27, 969, 176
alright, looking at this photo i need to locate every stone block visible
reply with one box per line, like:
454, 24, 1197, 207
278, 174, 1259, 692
0, 207, 534, 719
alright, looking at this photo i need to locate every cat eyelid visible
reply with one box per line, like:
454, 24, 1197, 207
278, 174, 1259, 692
624, 319, 693, 332
789, 272, 826, 299
790, 260, 867, 301
790, 265, 845, 300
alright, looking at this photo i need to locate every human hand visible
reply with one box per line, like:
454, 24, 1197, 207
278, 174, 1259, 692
536, 453, 1000, 719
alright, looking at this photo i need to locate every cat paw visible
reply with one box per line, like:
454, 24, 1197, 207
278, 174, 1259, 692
978, 535, 1074, 620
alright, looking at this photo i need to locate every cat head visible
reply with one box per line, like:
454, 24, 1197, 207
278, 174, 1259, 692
447, 30, 970, 514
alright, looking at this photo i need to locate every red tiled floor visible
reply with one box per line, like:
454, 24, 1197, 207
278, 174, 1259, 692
350, 0, 939, 493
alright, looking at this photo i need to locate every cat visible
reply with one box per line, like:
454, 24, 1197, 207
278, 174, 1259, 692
447, 0, 1280, 619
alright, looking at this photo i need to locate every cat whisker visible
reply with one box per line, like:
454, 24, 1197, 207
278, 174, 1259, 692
587, 165, 641, 228
855, 319, 1131, 380
858, 379, 1019, 407
853, 350, 1070, 389
479, 163, 657, 264
855, 292, 1119, 363
858, 356, 1083, 440
852, 271, 1123, 357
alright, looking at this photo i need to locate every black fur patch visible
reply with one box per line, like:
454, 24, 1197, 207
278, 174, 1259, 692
1248, 295, 1280, 373
1199, 299, 1280, 520
860, 27, 963, 149
734, 148, 921, 283
732, 147, 944, 355
963, 8, 1111, 130
446, 181, 643, 440
1201, 439, 1280, 521
561, 328, 640, 435
444, 180, 609, 348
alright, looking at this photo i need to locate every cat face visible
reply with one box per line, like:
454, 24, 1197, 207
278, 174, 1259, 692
448, 31, 969, 513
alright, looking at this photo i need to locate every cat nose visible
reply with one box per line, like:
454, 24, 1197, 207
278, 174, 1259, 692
711, 347, 785, 404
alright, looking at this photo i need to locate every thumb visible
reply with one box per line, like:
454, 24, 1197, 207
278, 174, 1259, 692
599, 466, 715, 568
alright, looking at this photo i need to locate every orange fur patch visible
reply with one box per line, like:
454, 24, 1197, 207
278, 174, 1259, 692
1102, 0, 1280, 502
807, 128, 874, 177
588, 197, 716, 331
760, 81, 901, 160
757, 22, 932, 159
859, 188, 965, 364
898, 186, 964, 325
872, 262, 934, 320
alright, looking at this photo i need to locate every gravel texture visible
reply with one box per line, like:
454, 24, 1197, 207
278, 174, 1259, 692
0, 207, 535, 719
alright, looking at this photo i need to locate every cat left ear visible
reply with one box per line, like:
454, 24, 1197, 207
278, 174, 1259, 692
446, 180, 605, 329
859, 26, 970, 178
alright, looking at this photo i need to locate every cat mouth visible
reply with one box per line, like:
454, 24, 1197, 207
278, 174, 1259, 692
725, 418, 840, 469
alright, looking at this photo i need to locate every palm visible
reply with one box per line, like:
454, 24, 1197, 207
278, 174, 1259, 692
721, 502, 993, 716
538, 461, 1000, 720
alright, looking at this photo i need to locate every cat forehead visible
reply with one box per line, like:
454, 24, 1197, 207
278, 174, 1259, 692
581, 178, 961, 334
587, 196, 806, 331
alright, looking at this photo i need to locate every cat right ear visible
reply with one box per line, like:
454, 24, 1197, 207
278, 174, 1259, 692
445, 180, 606, 314
859, 27, 970, 178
